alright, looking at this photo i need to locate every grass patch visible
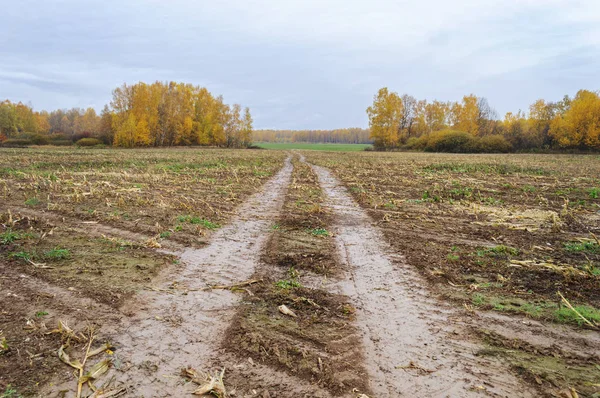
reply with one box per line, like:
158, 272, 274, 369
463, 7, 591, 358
309, 228, 329, 237
177, 215, 220, 229
563, 240, 600, 254
24, 197, 40, 206
0, 229, 20, 245
1, 386, 23, 398
10, 251, 34, 261
44, 247, 70, 260
555, 304, 600, 326
423, 163, 549, 175
274, 279, 302, 289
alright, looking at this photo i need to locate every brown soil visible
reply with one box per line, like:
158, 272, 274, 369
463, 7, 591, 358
223, 156, 370, 397
305, 151, 600, 396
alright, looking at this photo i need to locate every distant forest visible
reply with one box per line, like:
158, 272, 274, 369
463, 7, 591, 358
367, 88, 600, 152
253, 128, 371, 144
0, 81, 252, 148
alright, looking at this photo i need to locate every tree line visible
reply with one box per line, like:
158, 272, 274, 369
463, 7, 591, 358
0, 81, 253, 148
367, 88, 600, 151
253, 128, 371, 144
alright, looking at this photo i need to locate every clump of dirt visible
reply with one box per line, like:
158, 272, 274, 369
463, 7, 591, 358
225, 279, 369, 395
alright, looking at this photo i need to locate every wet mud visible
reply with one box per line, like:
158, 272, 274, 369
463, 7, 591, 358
42, 157, 293, 397
308, 161, 539, 397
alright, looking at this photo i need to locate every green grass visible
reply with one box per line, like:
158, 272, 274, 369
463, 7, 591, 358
177, 215, 220, 229
555, 305, 600, 326
564, 240, 600, 254
0, 230, 20, 245
1, 386, 22, 398
255, 142, 372, 151
24, 197, 40, 206
10, 251, 33, 261
274, 279, 302, 289
309, 228, 329, 237
44, 247, 70, 260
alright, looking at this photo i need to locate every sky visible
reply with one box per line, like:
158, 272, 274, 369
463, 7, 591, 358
1, 0, 599, 129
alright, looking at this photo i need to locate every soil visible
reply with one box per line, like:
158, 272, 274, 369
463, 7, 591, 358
2, 148, 599, 398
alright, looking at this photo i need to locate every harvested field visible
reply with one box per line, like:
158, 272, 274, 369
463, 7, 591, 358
305, 150, 600, 397
1, 147, 599, 397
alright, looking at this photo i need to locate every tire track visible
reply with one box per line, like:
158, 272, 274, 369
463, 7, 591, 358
307, 160, 538, 398
44, 156, 293, 397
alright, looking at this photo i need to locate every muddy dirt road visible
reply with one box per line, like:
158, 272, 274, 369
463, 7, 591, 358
37, 154, 560, 397
308, 160, 537, 397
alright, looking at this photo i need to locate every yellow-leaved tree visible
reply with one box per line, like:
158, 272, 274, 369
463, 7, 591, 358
549, 90, 600, 149
366, 88, 403, 149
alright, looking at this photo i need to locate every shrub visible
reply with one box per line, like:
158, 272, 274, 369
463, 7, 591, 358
0, 133, 7, 143
423, 130, 478, 153
75, 138, 103, 147
20, 133, 49, 145
50, 139, 73, 146
1, 139, 32, 147
405, 136, 428, 151
477, 135, 512, 153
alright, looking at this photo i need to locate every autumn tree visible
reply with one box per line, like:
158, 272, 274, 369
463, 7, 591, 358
366, 88, 403, 149
549, 90, 600, 149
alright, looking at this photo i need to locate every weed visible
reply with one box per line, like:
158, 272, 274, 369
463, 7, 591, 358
10, 251, 33, 261
449, 186, 473, 199
1, 386, 22, 398
555, 304, 600, 326
564, 241, 600, 254
589, 187, 600, 199
522, 185, 536, 193
159, 231, 171, 239
310, 228, 329, 237
24, 197, 40, 206
275, 279, 302, 289
0, 229, 19, 245
44, 247, 70, 260
472, 293, 486, 306
271, 223, 280, 230
35, 311, 49, 317
177, 215, 220, 229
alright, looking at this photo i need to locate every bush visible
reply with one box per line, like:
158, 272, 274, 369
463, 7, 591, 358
49, 133, 70, 141
423, 130, 478, 153
75, 138, 103, 147
0, 133, 7, 143
477, 135, 512, 153
405, 136, 428, 151
19, 133, 49, 145
1, 139, 32, 147
50, 140, 73, 146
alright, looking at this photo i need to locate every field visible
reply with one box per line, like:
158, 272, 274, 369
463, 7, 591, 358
255, 142, 372, 151
1, 147, 599, 397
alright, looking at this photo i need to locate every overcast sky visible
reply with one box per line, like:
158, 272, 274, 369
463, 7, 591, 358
1, 0, 599, 129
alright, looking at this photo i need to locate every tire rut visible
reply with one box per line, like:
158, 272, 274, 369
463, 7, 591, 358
307, 160, 539, 398
44, 156, 294, 397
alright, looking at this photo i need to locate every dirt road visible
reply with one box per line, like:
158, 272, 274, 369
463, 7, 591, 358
40, 154, 549, 397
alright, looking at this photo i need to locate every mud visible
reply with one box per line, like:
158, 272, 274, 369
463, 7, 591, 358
221, 157, 369, 397
42, 156, 293, 397
308, 161, 539, 397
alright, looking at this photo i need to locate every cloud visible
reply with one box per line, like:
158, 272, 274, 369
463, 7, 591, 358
1, 0, 599, 128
